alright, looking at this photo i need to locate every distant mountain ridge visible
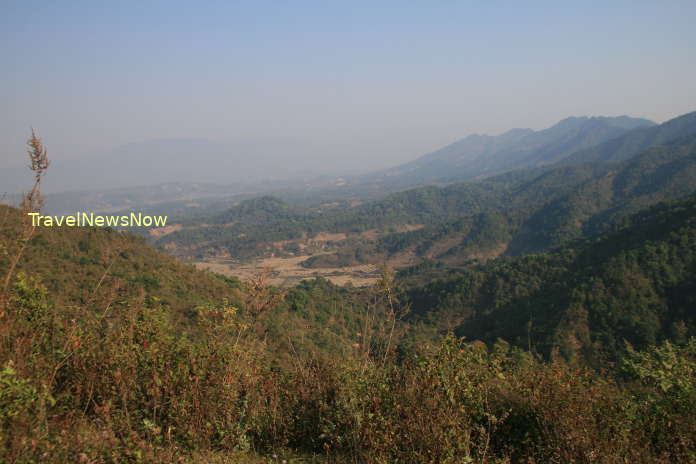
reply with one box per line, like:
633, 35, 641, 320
370, 115, 656, 186
559, 110, 696, 165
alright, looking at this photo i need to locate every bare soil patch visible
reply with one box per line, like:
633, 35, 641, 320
311, 232, 348, 242
149, 223, 183, 238
194, 255, 380, 287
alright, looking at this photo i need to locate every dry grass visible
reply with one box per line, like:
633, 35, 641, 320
310, 232, 348, 242
393, 223, 425, 233
468, 242, 509, 261
384, 247, 420, 268
148, 223, 183, 238
194, 255, 380, 287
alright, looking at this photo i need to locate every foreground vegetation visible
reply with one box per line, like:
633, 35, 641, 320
1, 267, 695, 462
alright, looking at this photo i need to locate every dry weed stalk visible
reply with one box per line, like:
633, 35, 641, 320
233, 267, 286, 346
359, 265, 409, 369
0, 129, 50, 311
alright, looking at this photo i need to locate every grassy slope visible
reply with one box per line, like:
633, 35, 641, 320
1, 205, 239, 318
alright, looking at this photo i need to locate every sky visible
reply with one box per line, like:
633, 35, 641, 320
2, 1, 696, 174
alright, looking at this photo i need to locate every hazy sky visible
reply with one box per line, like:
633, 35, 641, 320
2, 1, 696, 172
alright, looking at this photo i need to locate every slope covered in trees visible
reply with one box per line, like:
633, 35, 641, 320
404, 196, 696, 362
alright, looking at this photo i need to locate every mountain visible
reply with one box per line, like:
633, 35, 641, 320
377, 132, 696, 261
489, 132, 696, 255
369, 115, 655, 186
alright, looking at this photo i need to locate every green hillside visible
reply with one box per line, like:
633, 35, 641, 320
0, 205, 239, 318
404, 197, 696, 363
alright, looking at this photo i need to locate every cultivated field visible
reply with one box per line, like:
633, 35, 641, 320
193, 255, 381, 287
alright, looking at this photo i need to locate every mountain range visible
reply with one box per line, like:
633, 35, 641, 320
365, 115, 655, 187
154, 111, 696, 271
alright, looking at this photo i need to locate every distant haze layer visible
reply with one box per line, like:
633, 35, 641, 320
0, 114, 656, 194
2, 138, 359, 194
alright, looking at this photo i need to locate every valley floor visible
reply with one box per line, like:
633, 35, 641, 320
193, 256, 381, 287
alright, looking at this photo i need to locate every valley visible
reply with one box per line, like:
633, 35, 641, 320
143, 112, 696, 288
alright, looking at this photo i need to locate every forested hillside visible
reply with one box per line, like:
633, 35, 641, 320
403, 196, 696, 363
0, 204, 377, 366
0, 205, 238, 316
